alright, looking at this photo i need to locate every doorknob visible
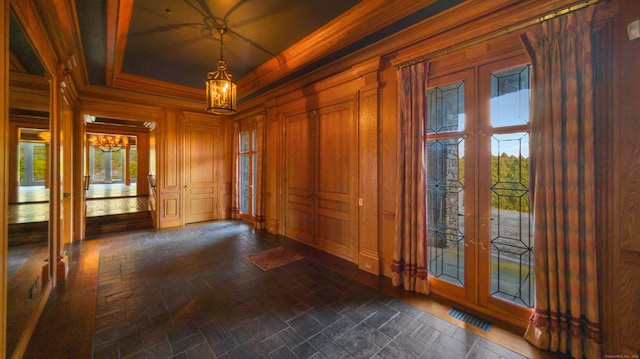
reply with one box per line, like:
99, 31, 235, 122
184, 185, 189, 189
63, 193, 70, 198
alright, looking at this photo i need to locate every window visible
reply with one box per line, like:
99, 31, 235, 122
18, 142, 47, 185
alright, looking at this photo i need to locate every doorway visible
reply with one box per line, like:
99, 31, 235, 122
83, 116, 155, 236
425, 54, 534, 323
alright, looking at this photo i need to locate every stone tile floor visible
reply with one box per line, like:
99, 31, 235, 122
83, 221, 530, 359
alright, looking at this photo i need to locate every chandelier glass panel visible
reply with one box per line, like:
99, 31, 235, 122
206, 28, 236, 115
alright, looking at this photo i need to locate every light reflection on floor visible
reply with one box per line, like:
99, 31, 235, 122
8, 183, 149, 224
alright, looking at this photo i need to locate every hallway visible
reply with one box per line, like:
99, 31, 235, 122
24, 221, 549, 359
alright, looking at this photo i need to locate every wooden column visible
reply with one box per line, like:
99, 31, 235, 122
124, 145, 131, 186
159, 109, 181, 228
358, 69, 381, 275
1, 0, 9, 355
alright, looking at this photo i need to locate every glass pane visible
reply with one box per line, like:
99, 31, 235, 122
240, 131, 249, 152
427, 138, 465, 286
427, 81, 465, 134
33, 144, 47, 182
490, 65, 530, 127
92, 148, 105, 182
111, 150, 123, 182
490, 132, 534, 307
19, 144, 25, 182
130, 146, 138, 182
252, 129, 257, 151
240, 154, 249, 214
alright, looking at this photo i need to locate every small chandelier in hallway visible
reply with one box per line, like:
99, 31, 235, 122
206, 28, 237, 115
88, 134, 129, 152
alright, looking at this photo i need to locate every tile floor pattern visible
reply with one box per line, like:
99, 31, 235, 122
91, 221, 527, 359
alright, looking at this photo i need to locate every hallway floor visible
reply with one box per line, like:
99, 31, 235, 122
9, 183, 148, 224
24, 221, 552, 359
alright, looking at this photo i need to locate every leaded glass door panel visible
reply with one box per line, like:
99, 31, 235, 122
426, 69, 477, 303
478, 56, 534, 321
426, 56, 533, 323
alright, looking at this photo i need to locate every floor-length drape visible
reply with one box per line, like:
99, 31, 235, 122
231, 120, 240, 219
254, 114, 266, 229
521, 7, 601, 358
391, 61, 429, 294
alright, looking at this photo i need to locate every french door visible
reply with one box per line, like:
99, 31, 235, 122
239, 128, 257, 222
426, 55, 534, 322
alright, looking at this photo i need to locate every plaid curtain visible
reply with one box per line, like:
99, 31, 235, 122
391, 61, 429, 294
521, 7, 602, 358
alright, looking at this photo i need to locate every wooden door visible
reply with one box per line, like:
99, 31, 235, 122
184, 124, 219, 223
284, 110, 315, 245
315, 102, 358, 261
284, 100, 359, 262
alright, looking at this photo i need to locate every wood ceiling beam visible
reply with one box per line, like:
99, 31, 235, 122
106, 0, 133, 88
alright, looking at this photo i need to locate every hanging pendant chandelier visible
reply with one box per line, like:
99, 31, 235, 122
88, 134, 129, 152
206, 28, 237, 115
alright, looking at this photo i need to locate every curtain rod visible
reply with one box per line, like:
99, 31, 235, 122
397, 0, 600, 69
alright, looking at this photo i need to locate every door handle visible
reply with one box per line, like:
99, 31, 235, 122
63, 193, 70, 198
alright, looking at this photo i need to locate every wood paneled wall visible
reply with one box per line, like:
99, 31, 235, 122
608, 0, 640, 354
3, 0, 639, 354
258, 62, 380, 271
239, 0, 640, 353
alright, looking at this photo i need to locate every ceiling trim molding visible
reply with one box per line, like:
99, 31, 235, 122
79, 83, 206, 112
236, 0, 439, 99
104, 0, 442, 104
105, 0, 120, 86
112, 72, 204, 102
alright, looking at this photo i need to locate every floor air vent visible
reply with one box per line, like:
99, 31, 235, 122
447, 308, 492, 331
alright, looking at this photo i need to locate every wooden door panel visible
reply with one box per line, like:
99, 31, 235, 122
317, 201, 355, 260
284, 111, 314, 244
188, 197, 215, 215
185, 125, 219, 223
315, 102, 358, 261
